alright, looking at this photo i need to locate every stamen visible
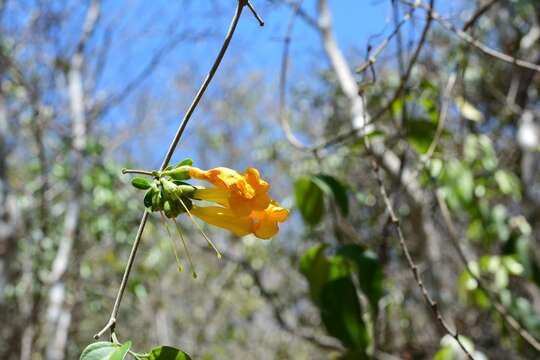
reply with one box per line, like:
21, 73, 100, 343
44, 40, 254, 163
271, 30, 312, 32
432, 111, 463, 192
159, 211, 183, 273
172, 218, 198, 279
176, 196, 222, 258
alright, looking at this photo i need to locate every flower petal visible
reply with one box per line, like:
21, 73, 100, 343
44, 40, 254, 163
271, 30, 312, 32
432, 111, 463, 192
190, 206, 251, 237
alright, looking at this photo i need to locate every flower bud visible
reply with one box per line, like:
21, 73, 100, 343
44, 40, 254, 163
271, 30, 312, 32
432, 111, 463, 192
163, 166, 190, 181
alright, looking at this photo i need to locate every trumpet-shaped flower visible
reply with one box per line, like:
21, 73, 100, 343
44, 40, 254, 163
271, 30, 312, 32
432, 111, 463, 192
189, 166, 271, 216
190, 201, 289, 240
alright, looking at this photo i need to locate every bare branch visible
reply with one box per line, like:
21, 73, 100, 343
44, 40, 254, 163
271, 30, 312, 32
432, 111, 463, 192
462, 0, 498, 31
402, 0, 540, 73
317, 0, 369, 131
356, 5, 417, 74
279, 1, 310, 150
369, 156, 475, 359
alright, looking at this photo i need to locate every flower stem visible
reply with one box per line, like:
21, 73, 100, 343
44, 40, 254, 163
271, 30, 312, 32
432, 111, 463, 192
121, 168, 155, 176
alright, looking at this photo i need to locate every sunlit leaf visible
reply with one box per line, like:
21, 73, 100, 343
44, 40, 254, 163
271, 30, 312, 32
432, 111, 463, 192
494, 170, 521, 199
80, 342, 118, 360
295, 177, 324, 226
110, 341, 131, 360
455, 96, 484, 122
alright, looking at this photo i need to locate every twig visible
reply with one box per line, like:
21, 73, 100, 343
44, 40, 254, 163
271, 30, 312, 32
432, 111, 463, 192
436, 192, 540, 353
304, 0, 435, 153
402, 0, 540, 73
368, 155, 475, 359
272, 0, 318, 29
356, 5, 417, 74
121, 168, 154, 177
279, 0, 309, 150
94, 0, 263, 339
246, 0, 264, 26
419, 71, 457, 168
462, 0, 498, 32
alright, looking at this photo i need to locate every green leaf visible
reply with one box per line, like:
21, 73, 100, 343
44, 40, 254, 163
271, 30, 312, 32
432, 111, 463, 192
405, 119, 439, 154
300, 245, 370, 351
494, 170, 521, 199
110, 341, 131, 360
144, 346, 192, 360
337, 244, 384, 314
433, 346, 454, 360
320, 277, 369, 350
295, 177, 324, 226
80, 342, 118, 360
313, 174, 349, 216
300, 244, 350, 304
444, 160, 474, 206
131, 177, 151, 190
455, 96, 484, 122
300, 244, 331, 304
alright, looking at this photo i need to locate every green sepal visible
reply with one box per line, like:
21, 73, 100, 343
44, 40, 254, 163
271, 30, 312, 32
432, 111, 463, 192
163, 166, 190, 181
144, 188, 155, 208
151, 190, 164, 212
175, 158, 193, 167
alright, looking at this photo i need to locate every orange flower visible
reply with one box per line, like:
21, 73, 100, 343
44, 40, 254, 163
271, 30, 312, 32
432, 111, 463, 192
249, 202, 290, 239
190, 201, 289, 240
189, 166, 270, 216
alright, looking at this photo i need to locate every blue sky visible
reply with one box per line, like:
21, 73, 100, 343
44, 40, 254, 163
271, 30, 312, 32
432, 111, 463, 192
87, 0, 463, 169
96, 1, 394, 162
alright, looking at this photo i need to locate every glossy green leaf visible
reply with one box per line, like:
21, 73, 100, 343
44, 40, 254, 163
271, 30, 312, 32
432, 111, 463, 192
295, 177, 324, 226
144, 346, 192, 360
131, 177, 152, 190
338, 244, 384, 314
110, 341, 131, 360
300, 245, 369, 351
313, 174, 349, 216
320, 277, 369, 350
79, 342, 118, 360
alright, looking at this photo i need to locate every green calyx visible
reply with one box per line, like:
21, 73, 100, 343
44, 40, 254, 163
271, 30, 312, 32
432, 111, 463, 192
162, 165, 191, 181
126, 158, 196, 218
